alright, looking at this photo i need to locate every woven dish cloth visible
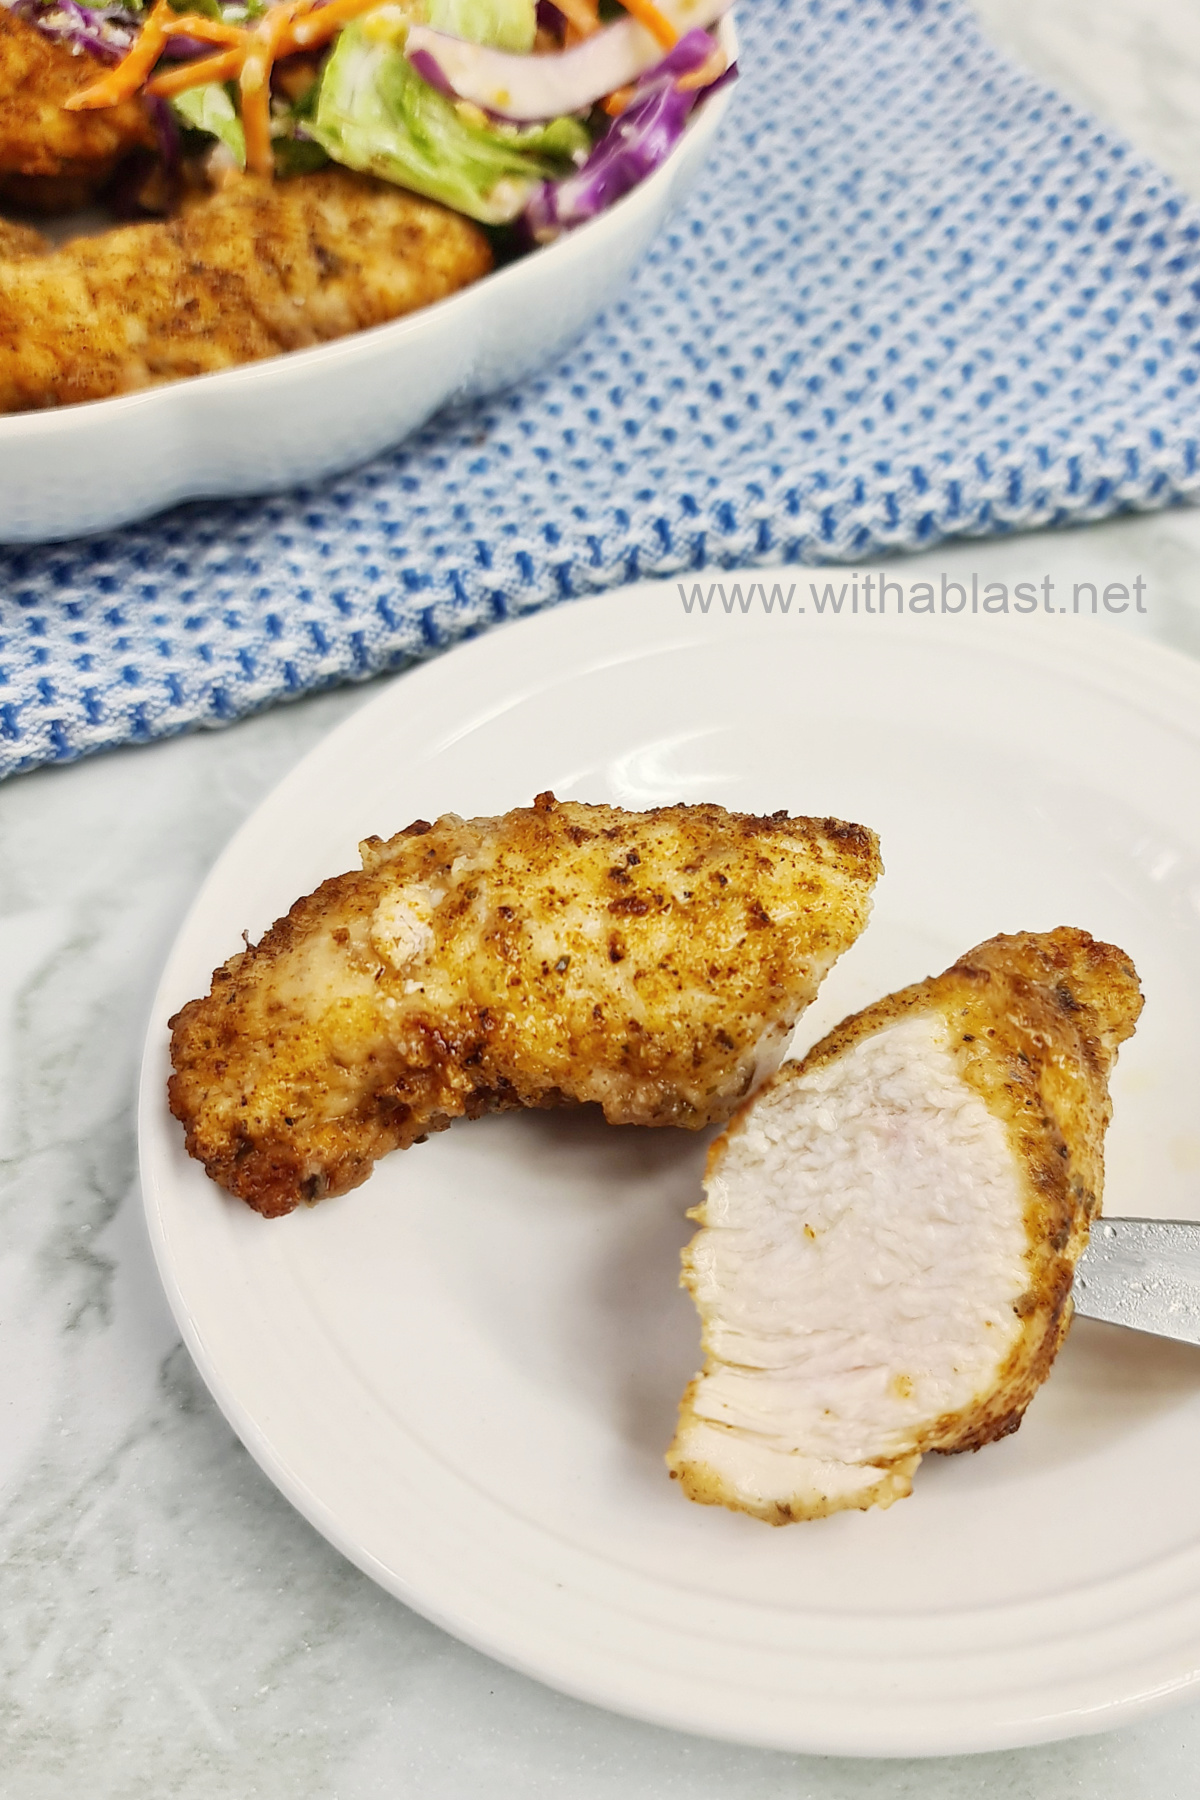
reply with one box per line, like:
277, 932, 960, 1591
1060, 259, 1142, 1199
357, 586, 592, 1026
2, 0, 1199, 779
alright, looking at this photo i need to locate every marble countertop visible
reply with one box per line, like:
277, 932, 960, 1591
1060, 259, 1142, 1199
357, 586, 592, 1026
5, 8, 1200, 1797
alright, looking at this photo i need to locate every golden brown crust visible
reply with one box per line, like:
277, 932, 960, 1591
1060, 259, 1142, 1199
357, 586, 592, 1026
0, 167, 493, 411
169, 795, 881, 1216
0, 212, 47, 259
0, 9, 154, 200
676, 927, 1144, 1522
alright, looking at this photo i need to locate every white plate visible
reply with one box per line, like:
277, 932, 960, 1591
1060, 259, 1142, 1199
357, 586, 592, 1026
139, 576, 1200, 1757
0, 27, 734, 544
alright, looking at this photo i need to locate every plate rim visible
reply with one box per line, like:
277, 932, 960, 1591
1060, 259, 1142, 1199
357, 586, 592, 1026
138, 577, 1200, 1757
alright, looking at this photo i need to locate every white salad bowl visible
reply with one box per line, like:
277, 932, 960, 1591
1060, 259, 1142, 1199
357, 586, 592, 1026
0, 16, 736, 545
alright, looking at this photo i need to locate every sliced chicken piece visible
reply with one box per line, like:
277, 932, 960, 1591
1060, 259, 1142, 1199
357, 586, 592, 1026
667, 928, 1143, 1523
0, 168, 492, 412
0, 8, 155, 212
0, 213, 47, 259
169, 793, 881, 1217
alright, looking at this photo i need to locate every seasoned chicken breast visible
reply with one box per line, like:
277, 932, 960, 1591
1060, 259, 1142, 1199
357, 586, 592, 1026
0, 167, 492, 411
169, 793, 881, 1217
0, 8, 154, 211
667, 928, 1143, 1523
0, 213, 47, 259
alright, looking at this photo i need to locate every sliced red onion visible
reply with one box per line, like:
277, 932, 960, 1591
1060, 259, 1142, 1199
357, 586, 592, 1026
525, 28, 733, 238
404, 0, 733, 124
407, 44, 458, 98
535, 0, 566, 37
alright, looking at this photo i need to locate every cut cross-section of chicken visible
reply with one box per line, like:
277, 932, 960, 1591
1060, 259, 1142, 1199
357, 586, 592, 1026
168, 793, 881, 1216
667, 928, 1143, 1524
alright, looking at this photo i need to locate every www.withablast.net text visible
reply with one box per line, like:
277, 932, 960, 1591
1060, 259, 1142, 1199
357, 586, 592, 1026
677, 575, 1148, 616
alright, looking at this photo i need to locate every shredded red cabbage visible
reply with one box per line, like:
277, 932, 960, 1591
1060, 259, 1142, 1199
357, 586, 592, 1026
525, 28, 733, 241
9, 0, 140, 62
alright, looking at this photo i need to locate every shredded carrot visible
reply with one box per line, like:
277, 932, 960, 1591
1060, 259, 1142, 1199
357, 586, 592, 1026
240, 4, 298, 175
64, 0, 175, 109
161, 14, 247, 46
615, 0, 677, 51
72, 0, 328, 168
677, 42, 726, 89
68, 9, 247, 108
147, 45, 244, 99
554, 0, 600, 40
65, 0, 680, 180
239, 72, 272, 174
601, 84, 635, 116
283, 0, 389, 54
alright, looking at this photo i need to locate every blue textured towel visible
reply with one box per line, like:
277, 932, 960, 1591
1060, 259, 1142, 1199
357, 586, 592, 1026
2, 0, 1199, 779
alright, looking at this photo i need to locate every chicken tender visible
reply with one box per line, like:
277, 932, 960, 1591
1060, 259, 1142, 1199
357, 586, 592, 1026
168, 793, 882, 1217
0, 8, 154, 211
667, 928, 1143, 1523
0, 166, 493, 410
0, 212, 47, 258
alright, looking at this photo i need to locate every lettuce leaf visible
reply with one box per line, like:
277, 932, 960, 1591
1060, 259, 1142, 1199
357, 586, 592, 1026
310, 26, 588, 224
426, 0, 535, 53
171, 82, 246, 167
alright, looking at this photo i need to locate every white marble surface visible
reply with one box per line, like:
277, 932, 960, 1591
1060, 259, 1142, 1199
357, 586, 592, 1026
974, 0, 1200, 196
5, 7, 1200, 1794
